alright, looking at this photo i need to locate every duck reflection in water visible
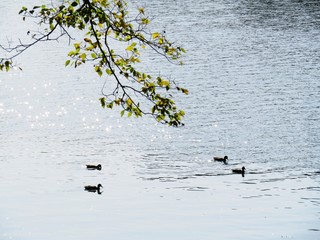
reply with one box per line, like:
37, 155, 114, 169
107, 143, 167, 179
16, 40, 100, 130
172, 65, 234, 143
86, 164, 102, 171
84, 184, 103, 194
232, 166, 246, 177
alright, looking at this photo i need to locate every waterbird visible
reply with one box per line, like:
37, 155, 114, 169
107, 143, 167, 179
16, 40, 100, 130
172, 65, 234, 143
232, 166, 246, 176
213, 156, 228, 164
84, 184, 103, 194
86, 164, 102, 170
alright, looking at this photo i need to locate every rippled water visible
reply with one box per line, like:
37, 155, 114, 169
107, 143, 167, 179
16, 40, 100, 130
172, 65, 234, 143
1, 0, 320, 239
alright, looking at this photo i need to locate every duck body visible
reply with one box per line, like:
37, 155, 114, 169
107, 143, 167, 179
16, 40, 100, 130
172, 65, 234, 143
86, 164, 102, 170
232, 166, 246, 175
84, 184, 103, 194
214, 156, 228, 164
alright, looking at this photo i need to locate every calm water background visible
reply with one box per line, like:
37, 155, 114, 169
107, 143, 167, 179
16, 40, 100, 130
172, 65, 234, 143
1, 0, 320, 239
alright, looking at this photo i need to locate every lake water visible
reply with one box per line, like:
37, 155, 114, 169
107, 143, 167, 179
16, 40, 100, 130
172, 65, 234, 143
1, 0, 320, 239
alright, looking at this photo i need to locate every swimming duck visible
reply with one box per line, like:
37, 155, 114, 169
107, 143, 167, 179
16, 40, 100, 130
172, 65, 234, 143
232, 166, 246, 176
84, 184, 103, 194
213, 156, 228, 164
86, 164, 102, 170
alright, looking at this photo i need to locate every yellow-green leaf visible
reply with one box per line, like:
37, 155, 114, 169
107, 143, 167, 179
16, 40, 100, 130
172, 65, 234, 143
80, 53, 86, 61
125, 42, 137, 51
160, 79, 169, 87
95, 66, 102, 77
152, 32, 160, 39
182, 88, 189, 95
106, 68, 113, 75
84, 38, 92, 43
65, 60, 70, 67
126, 45, 134, 51
127, 98, 132, 106
5, 61, 11, 72
74, 43, 80, 50
86, 45, 94, 51
141, 18, 150, 24
99, 97, 106, 108
138, 7, 145, 14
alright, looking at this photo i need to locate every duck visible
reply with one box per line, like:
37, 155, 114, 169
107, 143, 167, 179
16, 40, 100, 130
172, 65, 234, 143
84, 184, 103, 194
213, 156, 228, 164
232, 166, 246, 176
86, 164, 102, 170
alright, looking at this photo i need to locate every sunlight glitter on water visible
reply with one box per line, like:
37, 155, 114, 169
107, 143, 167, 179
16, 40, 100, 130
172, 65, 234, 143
1, 0, 320, 239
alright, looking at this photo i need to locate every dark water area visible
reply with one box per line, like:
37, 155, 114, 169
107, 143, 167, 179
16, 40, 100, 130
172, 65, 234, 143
1, 0, 320, 239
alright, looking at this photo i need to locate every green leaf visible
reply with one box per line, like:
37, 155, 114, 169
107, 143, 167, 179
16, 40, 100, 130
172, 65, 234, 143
159, 79, 169, 87
141, 18, 150, 24
151, 106, 156, 114
95, 66, 102, 77
138, 7, 145, 14
125, 42, 137, 51
19, 6, 27, 14
99, 97, 106, 108
5, 61, 10, 72
106, 68, 113, 75
107, 102, 113, 109
120, 110, 125, 117
65, 60, 70, 67
86, 45, 94, 51
74, 42, 80, 50
156, 115, 165, 122
181, 88, 189, 95
68, 51, 75, 56
152, 32, 160, 39
80, 53, 86, 61
128, 98, 133, 105
84, 38, 92, 43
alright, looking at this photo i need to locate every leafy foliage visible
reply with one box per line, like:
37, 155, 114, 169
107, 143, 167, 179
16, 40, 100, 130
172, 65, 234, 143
0, 0, 188, 127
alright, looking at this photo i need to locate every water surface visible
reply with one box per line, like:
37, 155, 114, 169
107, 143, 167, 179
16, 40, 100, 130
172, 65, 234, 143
1, 0, 320, 239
